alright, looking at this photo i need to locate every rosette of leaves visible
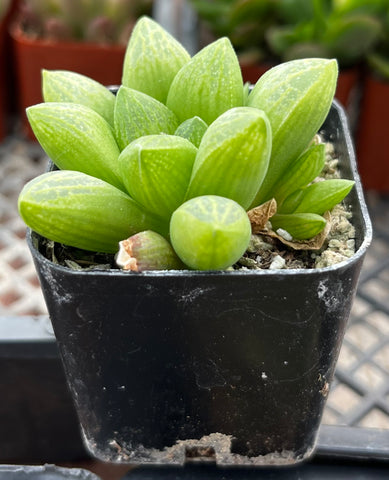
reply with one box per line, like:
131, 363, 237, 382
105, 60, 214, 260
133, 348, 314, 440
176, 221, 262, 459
18, 16, 354, 271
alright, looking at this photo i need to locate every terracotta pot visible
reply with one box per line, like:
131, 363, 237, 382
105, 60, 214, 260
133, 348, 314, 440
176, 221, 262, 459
335, 67, 361, 109
356, 74, 389, 192
239, 62, 273, 84
10, 24, 126, 139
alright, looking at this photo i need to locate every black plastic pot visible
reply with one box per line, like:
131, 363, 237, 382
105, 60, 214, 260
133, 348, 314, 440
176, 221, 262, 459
27, 101, 372, 467
0, 465, 100, 479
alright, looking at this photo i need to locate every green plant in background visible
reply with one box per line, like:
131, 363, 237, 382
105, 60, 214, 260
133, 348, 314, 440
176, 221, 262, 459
18, 16, 354, 271
0, 0, 11, 20
267, 0, 385, 67
190, 0, 386, 68
17, 0, 153, 44
189, 0, 278, 64
367, 4, 389, 80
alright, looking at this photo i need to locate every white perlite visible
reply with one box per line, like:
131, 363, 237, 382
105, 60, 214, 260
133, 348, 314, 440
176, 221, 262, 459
269, 255, 286, 270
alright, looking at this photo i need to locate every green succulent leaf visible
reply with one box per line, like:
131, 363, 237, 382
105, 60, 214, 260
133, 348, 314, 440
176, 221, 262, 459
166, 37, 244, 124
122, 16, 190, 104
243, 82, 251, 106
272, 143, 326, 204
270, 213, 327, 240
114, 86, 179, 150
119, 134, 198, 220
248, 58, 338, 204
26, 103, 124, 190
186, 107, 272, 210
170, 195, 251, 270
293, 179, 355, 214
278, 188, 305, 214
42, 69, 116, 126
18, 171, 167, 253
174, 116, 208, 148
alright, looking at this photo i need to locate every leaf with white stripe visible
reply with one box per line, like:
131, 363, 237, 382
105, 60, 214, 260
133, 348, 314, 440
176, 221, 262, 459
18, 170, 167, 253
114, 86, 178, 150
42, 69, 116, 126
186, 107, 271, 210
27, 102, 124, 190
122, 16, 190, 104
119, 135, 197, 220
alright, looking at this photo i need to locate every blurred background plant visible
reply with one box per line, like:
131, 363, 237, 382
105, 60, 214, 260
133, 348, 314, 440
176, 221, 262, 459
189, 0, 277, 65
189, 0, 387, 70
367, 6, 389, 80
0, 0, 12, 21
15, 0, 153, 45
266, 0, 385, 68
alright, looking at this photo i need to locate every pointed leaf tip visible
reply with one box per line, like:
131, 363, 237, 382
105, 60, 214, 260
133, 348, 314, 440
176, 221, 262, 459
42, 69, 115, 126
119, 134, 197, 220
248, 57, 338, 204
166, 37, 244, 124
114, 86, 178, 150
186, 107, 272, 210
26, 102, 123, 190
122, 16, 190, 104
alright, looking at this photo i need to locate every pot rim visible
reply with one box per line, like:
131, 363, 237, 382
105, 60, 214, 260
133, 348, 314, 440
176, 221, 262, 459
27, 101, 373, 278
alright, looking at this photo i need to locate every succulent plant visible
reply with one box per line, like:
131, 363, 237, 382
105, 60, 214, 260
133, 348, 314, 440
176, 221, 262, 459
18, 16, 354, 271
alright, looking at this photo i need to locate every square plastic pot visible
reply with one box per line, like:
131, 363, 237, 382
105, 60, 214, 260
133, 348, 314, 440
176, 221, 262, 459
27, 101, 372, 467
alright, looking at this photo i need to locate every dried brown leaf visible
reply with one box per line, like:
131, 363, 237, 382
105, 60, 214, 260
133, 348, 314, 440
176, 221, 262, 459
248, 199, 277, 233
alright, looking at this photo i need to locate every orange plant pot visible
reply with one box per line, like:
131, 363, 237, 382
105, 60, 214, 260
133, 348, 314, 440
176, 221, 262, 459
240, 62, 273, 84
335, 67, 361, 109
356, 74, 389, 192
10, 24, 126, 139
